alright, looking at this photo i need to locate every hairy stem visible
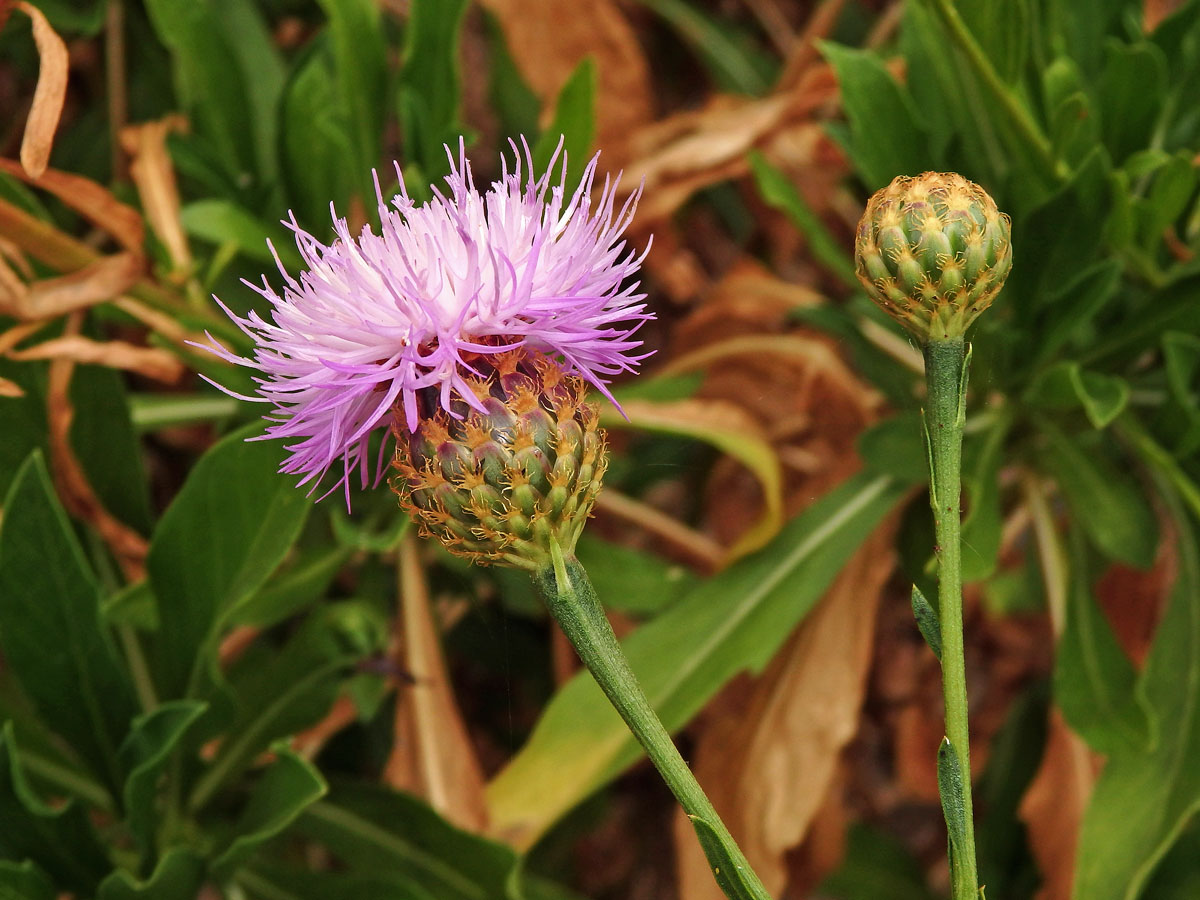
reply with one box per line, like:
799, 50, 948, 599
533, 544, 772, 900
924, 337, 978, 898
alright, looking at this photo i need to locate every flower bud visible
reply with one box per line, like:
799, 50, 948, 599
855, 172, 1012, 342
391, 350, 606, 570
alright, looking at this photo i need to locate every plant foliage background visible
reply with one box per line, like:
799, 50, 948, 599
0, 0, 1199, 897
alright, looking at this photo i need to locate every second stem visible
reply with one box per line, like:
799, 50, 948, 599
924, 336, 978, 897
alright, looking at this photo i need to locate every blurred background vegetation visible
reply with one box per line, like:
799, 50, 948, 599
1, 0, 1199, 898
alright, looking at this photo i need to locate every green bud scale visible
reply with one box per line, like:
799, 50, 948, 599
391, 350, 607, 570
855, 172, 1012, 342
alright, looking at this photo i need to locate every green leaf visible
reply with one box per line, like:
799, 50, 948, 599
748, 150, 856, 286
689, 816, 772, 900
1028, 259, 1122, 371
314, 0, 387, 200
577, 533, 699, 617
180, 200, 303, 269
960, 412, 1010, 580
142, 0, 262, 182
961, 0, 1031, 81
1096, 40, 1168, 165
1073, 503, 1200, 899
96, 848, 205, 900
279, 41, 357, 229
0, 453, 137, 790
1040, 421, 1158, 568
1136, 151, 1198, 250
0, 360, 47, 501
231, 545, 353, 629
1055, 534, 1151, 756
0, 723, 111, 893
190, 602, 378, 811
71, 365, 153, 535
911, 584, 942, 661
398, 0, 469, 180
488, 472, 907, 845
1161, 330, 1200, 457
858, 413, 928, 484
118, 701, 208, 859
300, 784, 518, 900
819, 41, 929, 190
937, 738, 969, 864
148, 424, 310, 699
532, 58, 597, 180
0, 861, 55, 900
212, 749, 327, 875
637, 0, 774, 94
1007, 149, 1113, 320
1028, 361, 1130, 428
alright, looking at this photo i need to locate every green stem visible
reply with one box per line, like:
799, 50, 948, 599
924, 337, 978, 898
924, 0, 1064, 182
533, 543, 772, 900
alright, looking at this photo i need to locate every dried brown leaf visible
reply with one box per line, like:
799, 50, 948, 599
45, 313, 149, 580
10, 333, 185, 383
385, 535, 489, 831
674, 523, 898, 898
13, 2, 68, 179
0, 158, 145, 252
11, 252, 143, 320
0, 320, 47, 355
478, 0, 653, 160
1018, 710, 1098, 900
119, 117, 191, 274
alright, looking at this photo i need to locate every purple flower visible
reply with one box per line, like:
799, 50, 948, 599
201, 139, 653, 504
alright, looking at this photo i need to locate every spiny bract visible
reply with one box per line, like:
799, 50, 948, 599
392, 349, 606, 570
855, 172, 1012, 342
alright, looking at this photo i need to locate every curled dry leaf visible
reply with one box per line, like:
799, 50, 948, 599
600, 395, 785, 559
1018, 709, 1099, 900
478, 0, 653, 160
12, 1, 68, 180
119, 117, 192, 275
9, 333, 185, 384
385, 535, 489, 831
45, 313, 149, 580
0, 158, 145, 253
673, 523, 898, 898
618, 70, 841, 225
6, 252, 143, 320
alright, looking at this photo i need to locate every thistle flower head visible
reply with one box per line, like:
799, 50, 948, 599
393, 347, 605, 569
854, 172, 1011, 342
202, 139, 651, 505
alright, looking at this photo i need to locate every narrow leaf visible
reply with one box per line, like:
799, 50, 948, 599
689, 815, 772, 900
911, 584, 942, 661
118, 701, 208, 859
0, 452, 137, 790
213, 749, 327, 875
0, 724, 111, 894
1073, 504, 1200, 899
96, 847, 205, 900
148, 424, 310, 698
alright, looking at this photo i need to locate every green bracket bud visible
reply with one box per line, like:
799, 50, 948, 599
855, 173, 1012, 343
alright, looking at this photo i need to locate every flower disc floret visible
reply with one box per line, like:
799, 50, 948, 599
202, 139, 652, 504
